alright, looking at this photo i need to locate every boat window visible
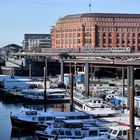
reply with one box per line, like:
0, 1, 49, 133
59, 131, 65, 135
109, 129, 113, 133
98, 100, 101, 103
65, 130, 72, 136
68, 116, 75, 119
118, 131, 122, 136
75, 131, 82, 136
123, 130, 127, 135
112, 130, 117, 135
51, 131, 57, 135
89, 130, 98, 136
99, 129, 108, 132
38, 117, 45, 121
26, 111, 37, 115
46, 117, 54, 121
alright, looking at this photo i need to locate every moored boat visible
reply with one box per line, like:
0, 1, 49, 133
10, 110, 92, 132
73, 96, 117, 117
34, 124, 109, 140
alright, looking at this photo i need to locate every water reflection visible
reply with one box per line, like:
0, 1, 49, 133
0, 101, 70, 140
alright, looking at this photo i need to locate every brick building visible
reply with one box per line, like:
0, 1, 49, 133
51, 13, 140, 52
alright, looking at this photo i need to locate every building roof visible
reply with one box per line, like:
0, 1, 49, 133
3, 44, 22, 49
62, 13, 140, 19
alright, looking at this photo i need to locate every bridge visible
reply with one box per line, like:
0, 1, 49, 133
12, 52, 140, 58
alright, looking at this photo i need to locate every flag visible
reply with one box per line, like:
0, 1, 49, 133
89, 3, 91, 7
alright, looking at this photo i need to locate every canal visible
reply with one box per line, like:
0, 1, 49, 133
0, 99, 70, 140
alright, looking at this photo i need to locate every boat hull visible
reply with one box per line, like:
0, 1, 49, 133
10, 116, 38, 132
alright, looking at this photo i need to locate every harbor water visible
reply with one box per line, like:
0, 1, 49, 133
0, 98, 70, 140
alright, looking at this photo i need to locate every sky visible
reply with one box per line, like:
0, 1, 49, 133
0, 0, 140, 47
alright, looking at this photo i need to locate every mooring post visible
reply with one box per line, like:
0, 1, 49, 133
122, 67, 125, 98
29, 63, 32, 79
127, 66, 130, 109
70, 73, 73, 112
60, 58, 64, 85
85, 62, 89, 96
44, 58, 47, 112
128, 66, 134, 140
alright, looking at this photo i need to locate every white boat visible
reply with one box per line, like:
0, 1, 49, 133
10, 110, 92, 132
6, 87, 70, 103
106, 125, 140, 140
35, 124, 109, 140
73, 96, 117, 117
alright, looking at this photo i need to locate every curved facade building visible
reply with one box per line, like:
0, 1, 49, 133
51, 13, 140, 52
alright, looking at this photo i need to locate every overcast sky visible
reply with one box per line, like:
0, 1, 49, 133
0, 0, 140, 47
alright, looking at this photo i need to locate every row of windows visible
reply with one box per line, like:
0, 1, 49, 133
63, 17, 140, 23
94, 17, 140, 22
55, 28, 82, 33
56, 33, 81, 38
98, 32, 140, 38
55, 46, 81, 48
100, 27, 140, 32
56, 39, 81, 44
98, 22, 140, 26
56, 32, 140, 39
56, 26, 140, 33
56, 35, 140, 44
98, 38, 140, 44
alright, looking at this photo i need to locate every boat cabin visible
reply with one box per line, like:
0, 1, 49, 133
106, 125, 140, 140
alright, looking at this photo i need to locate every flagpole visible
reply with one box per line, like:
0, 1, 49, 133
89, 1, 91, 13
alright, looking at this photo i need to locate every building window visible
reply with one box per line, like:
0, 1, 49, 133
133, 39, 135, 44
117, 33, 119, 37
127, 33, 130, 38
69, 33, 72, 37
133, 33, 135, 37
74, 33, 76, 37
122, 33, 125, 38
56, 40, 60, 44
109, 39, 112, 44
65, 33, 68, 38
62, 40, 64, 44
103, 32, 106, 37
117, 39, 119, 44
108, 32, 112, 37
69, 39, 72, 44
132, 46, 135, 51
138, 46, 140, 51
77, 33, 80, 37
56, 34, 60, 38
73, 39, 76, 44
103, 39, 106, 44
77, 39, 81, 44
122, 40, 125, 44
65, 39, 68, 44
